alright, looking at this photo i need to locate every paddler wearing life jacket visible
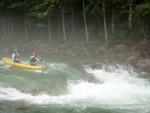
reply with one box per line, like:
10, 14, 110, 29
30, 52, 40, 66
12, 49, 20, 63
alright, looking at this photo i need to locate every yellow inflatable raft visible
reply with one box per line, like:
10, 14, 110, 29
3, 58, 45, 70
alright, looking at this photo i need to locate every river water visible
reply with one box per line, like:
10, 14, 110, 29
0, 52, 150, 113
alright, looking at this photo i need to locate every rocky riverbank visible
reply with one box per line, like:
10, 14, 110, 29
1, 39, 150, 73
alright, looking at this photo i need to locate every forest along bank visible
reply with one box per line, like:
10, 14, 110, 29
1, 40, 150, 73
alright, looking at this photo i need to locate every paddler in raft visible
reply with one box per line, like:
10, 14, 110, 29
12, 49, 20, 63
30, 52, 42, 66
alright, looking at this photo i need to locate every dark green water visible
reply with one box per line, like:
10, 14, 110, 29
0, 52, 150, 113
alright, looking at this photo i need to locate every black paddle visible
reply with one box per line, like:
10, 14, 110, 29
37, 55, 49, 67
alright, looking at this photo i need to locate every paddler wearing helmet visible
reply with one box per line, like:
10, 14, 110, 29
30, 52, 40, 66
12, 49, 20, 63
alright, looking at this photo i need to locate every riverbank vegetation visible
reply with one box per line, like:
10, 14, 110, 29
0, 0, 150, 43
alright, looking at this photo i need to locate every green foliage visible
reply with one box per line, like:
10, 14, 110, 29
115, 23, 128, 39
0, 2, 5, 10
135, 1, 150, 38
88, 24, 100, 39
8, 2, 25, 11
84, 0, 103, 15
0, 0, 150, 41
135, 2, 150, 17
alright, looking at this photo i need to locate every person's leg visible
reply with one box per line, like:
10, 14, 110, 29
14, 60, 20, 63
30, 62, 36, 66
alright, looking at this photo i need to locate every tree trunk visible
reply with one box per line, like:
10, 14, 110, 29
25, 24, 28, 41
71, 6, 75, 40
112, 0, 115, 35
7, 17, 10, 40
24, 0, 28, 41
112, 9, 115, 34
128, 0, 132, 30
11, 15, 14, 40
62, 7, 66, 41
58, 21, 60, 39
48, 14, 52, 44
2, 17, 6, 41
103, 2, 108, 44
83, 0, 89, 42
95, 15, 100, 29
